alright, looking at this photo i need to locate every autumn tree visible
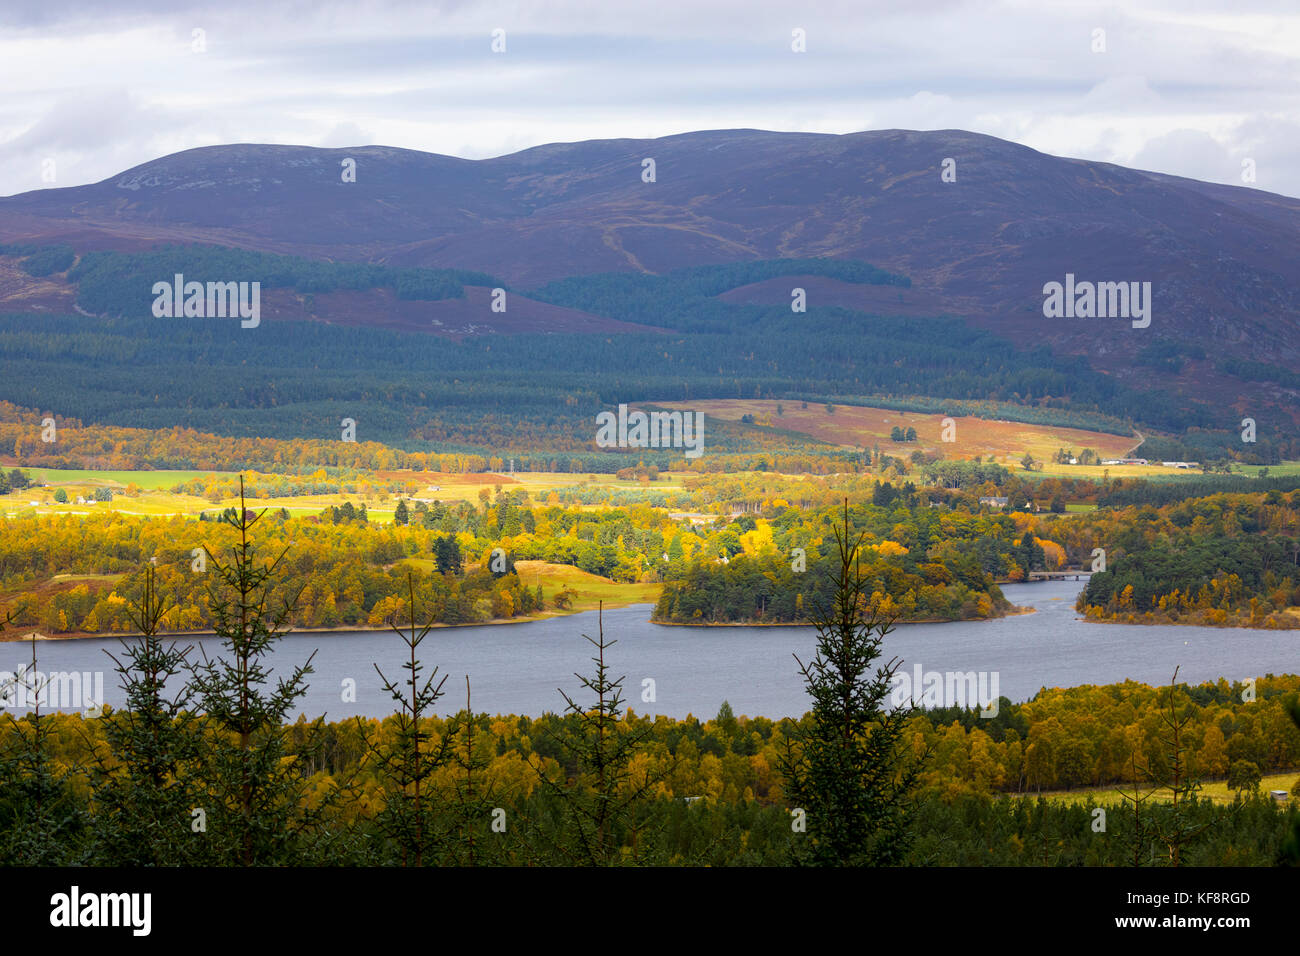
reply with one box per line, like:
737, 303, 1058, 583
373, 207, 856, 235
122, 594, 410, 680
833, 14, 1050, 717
780, 501, 926, 866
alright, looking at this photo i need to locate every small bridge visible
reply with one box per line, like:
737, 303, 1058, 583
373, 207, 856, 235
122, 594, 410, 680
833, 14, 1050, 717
1028, 571, 1094, 581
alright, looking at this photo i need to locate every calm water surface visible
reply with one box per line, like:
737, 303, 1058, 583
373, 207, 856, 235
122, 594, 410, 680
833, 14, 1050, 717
2, 581, 1296, 719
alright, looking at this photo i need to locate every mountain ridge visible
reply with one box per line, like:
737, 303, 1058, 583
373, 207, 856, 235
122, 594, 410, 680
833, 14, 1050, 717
1, 127, 1297, 431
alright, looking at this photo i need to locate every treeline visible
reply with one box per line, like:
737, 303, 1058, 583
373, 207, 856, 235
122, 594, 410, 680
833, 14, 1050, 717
0, 399, 936, 478
1072, 490, 1300, 626
0, 468, 32, 495
1099, 473, 1300, 508
654, 549, 1010, 623
530, 256, 910, 330
919, 459, 1011, 489
652, 498, 1067, 623
0, 401, 490, 473
0, 489, 679, 631
0, 253, 1248, 452
1, 249, 1290, 456
37, 243, 500, 316
1135, 428, 1291, 467
4, 673, 1297, 865
0, 242, 75, 277
531, 259, 1226, 434
1136, 339, 1207, 374
0, 485, 1074, 633
0, 507, 555, 633
172, 470, 362, 501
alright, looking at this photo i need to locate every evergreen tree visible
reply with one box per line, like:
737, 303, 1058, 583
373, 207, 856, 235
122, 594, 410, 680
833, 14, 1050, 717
1146, 669, 1215, 866
441, 677, 505, 866
716, 700, 738, 737
366, 570, 454, 866
1280, 698, 1300, 866
89, 564, 204, 865
780, 501, 926, 866
533, 604, 665, 865
434, 535, 463, 575
187, 477, 325, 865
1118, 750, 1155, 866
0, 635, 87, 864
393, 499, 410, 526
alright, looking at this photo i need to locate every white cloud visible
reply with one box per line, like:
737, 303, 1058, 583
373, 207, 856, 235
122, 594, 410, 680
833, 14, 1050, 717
317, 121, 373, 148
0, 0, 1297, 197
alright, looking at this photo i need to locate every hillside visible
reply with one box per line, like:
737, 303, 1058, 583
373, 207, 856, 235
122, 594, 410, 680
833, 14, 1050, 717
3, 129, 1296, 336
0, 128, 1297, 446
647, 399, 1140, 464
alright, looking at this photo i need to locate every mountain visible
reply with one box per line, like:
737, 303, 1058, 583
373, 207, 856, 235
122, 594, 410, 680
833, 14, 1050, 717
2, 128, 1298, 427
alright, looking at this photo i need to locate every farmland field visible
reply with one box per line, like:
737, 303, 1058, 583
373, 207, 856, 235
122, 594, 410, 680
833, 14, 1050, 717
650, 399, 1140, 463
1039, 771, 1298, 808
24, 468, 231, 488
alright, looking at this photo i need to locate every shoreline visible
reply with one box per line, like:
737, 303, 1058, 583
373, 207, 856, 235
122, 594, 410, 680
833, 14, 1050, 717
0, 601, 652, 644
1079, 615, 1300, 631
649, 604, 1037, 627
3, 601, 1040, 641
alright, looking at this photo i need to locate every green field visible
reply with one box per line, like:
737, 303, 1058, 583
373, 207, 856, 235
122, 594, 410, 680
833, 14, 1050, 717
400, 558, 661, 615
1236, 461, 1300, 477
27, 468, 231, 489
1037, 770, 1298, 807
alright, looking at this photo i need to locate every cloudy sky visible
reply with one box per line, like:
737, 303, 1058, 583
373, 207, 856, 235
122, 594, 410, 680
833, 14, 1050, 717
1, 0, 1297, 197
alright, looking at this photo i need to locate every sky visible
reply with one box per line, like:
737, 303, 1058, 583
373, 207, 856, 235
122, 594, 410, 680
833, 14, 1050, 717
1, 0, 1297, 198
